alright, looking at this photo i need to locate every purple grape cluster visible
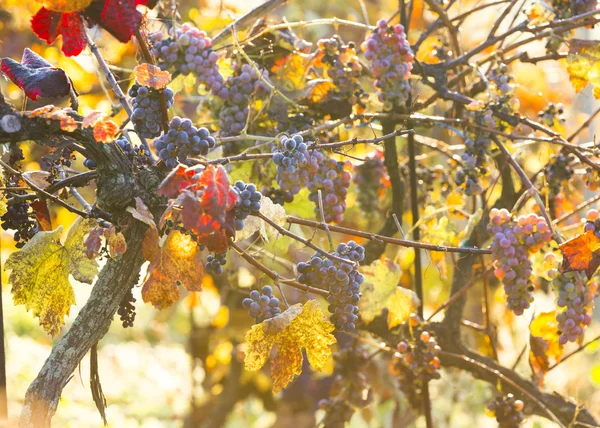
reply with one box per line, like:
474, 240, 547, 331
297, 241, 365, 331
361, 19, 413, 110
584, 209, 600, 237
488, 208, 552, 315
488, 64, 520, 123
152, 116, 215, 168
205, 252, 227, 276
543, 153, 574, 196
316, 35, 366, 107
128, 84, 174, 139
272, 134, 312, 199
1, 202, 39, 248
115, 136, 153, 168
242, 285, 281, 323
486, 394, 525, 428
150, 23, 225, 96
117, 288, 136, 328
307, 156, 352, 223
538, 102, 565, 128
391, 314, 441, 410
353, 149, 388, 213
552, 273, 594, 344
218, 64, 271, 141
456, 108, 494, 196
232, 180, 262, 231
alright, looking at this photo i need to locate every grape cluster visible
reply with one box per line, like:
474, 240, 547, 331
319, 347, 372, 428
488, 208, 552, 315
361, 19, 414, 110
456, 107, 495, 196
205, 252, 227, 276
273, 134, 312, 200
242, 285, 281, 323
129, 84, 174, 139
307, 156, 352, 223
584, 209, 600, 237
114, 136, 153, 168
151, 23, 225, 96
261, 187, 294, 206
1, 147, 39, 248
488, 63, 520, 123
551, 272, 595, 343
391, 314, 441, 410
353, 149, 388, 213
538, 102, 565, 129
218, 63, 270, 141
543, 153, 574, 197
316, 35, 366, 108
232, 181, 262, 231
485, 394, 525, 428
117, 288, 136, 328
297, 241, 365, 331
274, 111, 314, 135
153, 116, 215, 168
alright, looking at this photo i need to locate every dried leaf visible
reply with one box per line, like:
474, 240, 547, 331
559, 230, 600, 278
126, 196, 156, 229
22, 171, 52, 190
4, 217, 99, 335
82, 110, 107, 128
134, 63, 171, 89
92, 119, 118, 143
235, 196, 286, 242
141, 230, 203, 309
84, 227, 103, 259
529, 311, 563, 386
244, 300, 336, 393
31, 199, 52, 231
104, 226, 127, 258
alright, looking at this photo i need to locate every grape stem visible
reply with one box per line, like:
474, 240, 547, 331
229, 240, 329, 297
85, 31, 156, 165
254, 212, 355, 266
286, 216, 492, 255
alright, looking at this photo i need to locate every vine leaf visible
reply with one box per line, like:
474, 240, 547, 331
82, 110, 119, 143
30, 8, 87, 57
126, 196, 156, 229
29, 105, 77, 132
104, 226, 127, 258
4, 217, 99, 335
141, 230, 203, 310
0, 194, 6, 218
558, 230, 600, 278
36, 0, 92, 13
85, 0, 142, 43
1, 48, 75, 99
244, 300, 336, 393
84, 227, 103, 259
565, 39, 600, 98
134, 64, 171, 89
359, 258, 420, 328
31, 199, 53, 231
158, 164, 238, 252
235, 196, 286, 242
529, 311, 563, 387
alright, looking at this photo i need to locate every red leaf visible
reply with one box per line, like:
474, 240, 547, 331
1, 49, 74, 100
31, 8, 87, 57
197, 165, 238, 219
559, 230, 600, 278
84, 227, 104, 259
100, 0, 142, 42
157, 164, 198, 198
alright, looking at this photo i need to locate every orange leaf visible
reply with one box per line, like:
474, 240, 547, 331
104, 226, 127, 258
134, 63, 171, 89
559, 230, 600, 278
30, 199, 52, 231
82, 110, 106, 128
93, 120, 118, 143
141, 230, 203, 309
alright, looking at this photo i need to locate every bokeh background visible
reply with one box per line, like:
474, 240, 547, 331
1, 0, 600, 426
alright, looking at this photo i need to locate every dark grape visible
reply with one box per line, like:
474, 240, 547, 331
205, 252, 227, 276
117, 288, 136, 328
153, 116, 215, 168
232, 180, 262, 231
128, 84, 174, 139
486, 394, 525, 428
242, 285, 281, 323
296, 241, 365, 331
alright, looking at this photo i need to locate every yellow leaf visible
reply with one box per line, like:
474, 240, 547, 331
235, 196, 286, 242
0, 194, 6, 218
359, 258, 420, 325
244, 300, 336, 393
134, 64, 172, 89
4, 217, 99, 335
387, 287, 422, 329
529, 311, 563, 386
141, 230, 203, 309
36, 0, 92, 12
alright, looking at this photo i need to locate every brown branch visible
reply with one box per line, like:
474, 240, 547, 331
286, 216, 491, 254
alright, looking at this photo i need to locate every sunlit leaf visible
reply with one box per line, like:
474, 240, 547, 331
134, 63, 171, 89
559, 230, 600, 278
244, 300, 336, 393
141, 230, 203, 309
529, 311, 563, 387
4, 217, 98, 335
